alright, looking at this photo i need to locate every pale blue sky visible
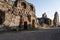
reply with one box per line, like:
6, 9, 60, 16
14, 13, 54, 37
12, 0, 60, 20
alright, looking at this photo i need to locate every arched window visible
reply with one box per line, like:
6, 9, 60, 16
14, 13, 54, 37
32, 20, 35, 28
14, 0, 18, 7
20, 15, 24, 23
30, 5, 34, 11
21, 2, 26, 9
27, 14, 31, 22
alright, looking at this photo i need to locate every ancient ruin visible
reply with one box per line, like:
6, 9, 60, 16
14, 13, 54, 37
37, 13, 53, 28
0, 0, 39, 30
53, 12, 59, 27
0, 0, 59, 30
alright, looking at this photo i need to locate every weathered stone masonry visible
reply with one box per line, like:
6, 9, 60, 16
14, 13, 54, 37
0, 0, 59, 29
0, 0, 38, 29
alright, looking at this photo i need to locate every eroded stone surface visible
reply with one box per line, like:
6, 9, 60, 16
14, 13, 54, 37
37, 13, 53, 28
0, 0, 38, 29
53, 12, 59, 27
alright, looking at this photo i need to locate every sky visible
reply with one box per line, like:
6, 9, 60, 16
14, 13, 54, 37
13, 0, 60, 20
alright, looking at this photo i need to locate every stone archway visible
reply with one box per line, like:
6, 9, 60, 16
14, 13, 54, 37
0, 10, 5, 25
21, 2, 26, 9
24, 21, 27, 29
30, 5, 34, 11
32, 19, 35, 28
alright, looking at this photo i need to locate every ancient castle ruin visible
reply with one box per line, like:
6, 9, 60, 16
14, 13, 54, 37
0, 0, 59, 30
0, 0, 38, 30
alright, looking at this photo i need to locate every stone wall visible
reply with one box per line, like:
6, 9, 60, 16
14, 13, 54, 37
0, 0, 38, 29
0, 0, 59, 29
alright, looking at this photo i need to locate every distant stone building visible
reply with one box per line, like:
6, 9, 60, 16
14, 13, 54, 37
38, 13, 53, 27
0, 0, 38, 30
53, 12, 59, 27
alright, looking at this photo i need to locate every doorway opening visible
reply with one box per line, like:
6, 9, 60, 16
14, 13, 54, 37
32, 20, 35, 28
24, 21, 27, 29
0, 10, 5, 25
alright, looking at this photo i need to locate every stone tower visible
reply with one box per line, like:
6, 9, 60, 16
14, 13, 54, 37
53, 12, 59, 27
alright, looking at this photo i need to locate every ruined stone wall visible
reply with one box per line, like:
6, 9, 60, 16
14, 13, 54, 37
37, 13, 53, 28
0, 0, 59, 29
0, 0, 14, 27
53, 12, 59, 27
15, 0, 38, 29
0, 0, 38, 29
